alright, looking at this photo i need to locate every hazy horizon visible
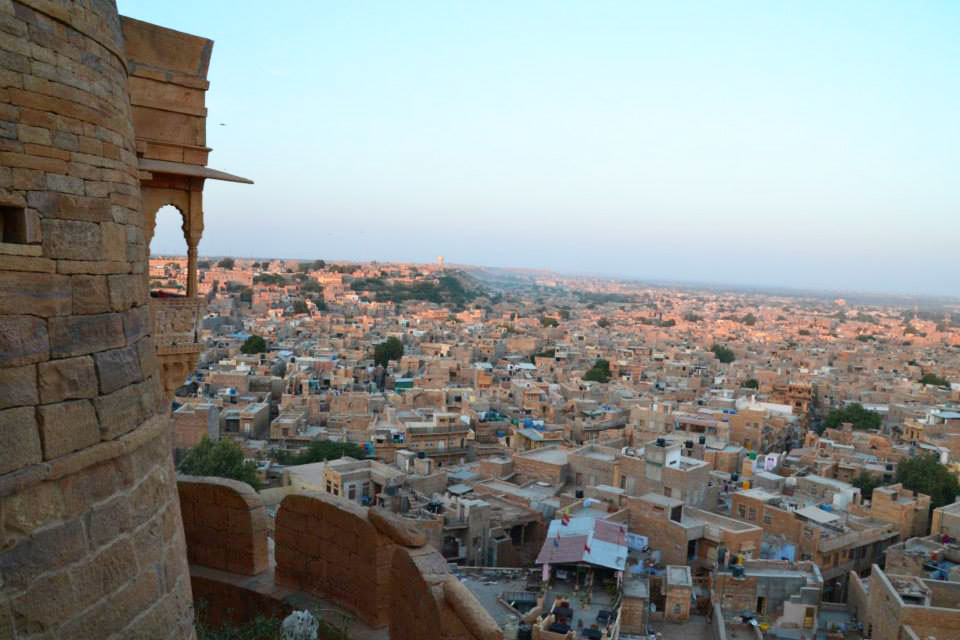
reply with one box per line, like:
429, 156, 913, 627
121, 1, 960, 297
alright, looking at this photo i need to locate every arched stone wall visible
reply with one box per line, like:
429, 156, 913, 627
177, 476, 269, 576
272, 492, 502, 639
275, 492, 392, 627
0, 1, 193, 637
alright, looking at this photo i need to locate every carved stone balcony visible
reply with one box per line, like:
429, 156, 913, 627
150, 295, 205, 401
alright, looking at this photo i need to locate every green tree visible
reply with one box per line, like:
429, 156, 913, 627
597, 318, 610, 328
541, 316, 559, 328
683, 312, 702, 323
253, 273, 285, 286
374, 336, 404, 367
197, 260, 211, 269
896, 455, 960, 508
272, 440, 367, 465
297, 260, 325, 272
178, 437, 261, 490
583, 359, 611, 383
711, 344, 736, 363
798, 329, 811, 336
822, 403, 881, 432
740, 313, 757, 326
558, 309, 571, 320
216, 257, 235, 269
531, 348, 556, 363
742, 378, 759, 389
919, 373, 951, 388
851, 472, 883, 501
240, 335, 267, 354
301, 279, 322, 293
290, 300, 309, 315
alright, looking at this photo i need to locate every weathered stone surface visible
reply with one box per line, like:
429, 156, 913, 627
69, 538, 138, 606
88, 495, 133, 548
100, 221, 126, 262
10, 570, 75, 628
37, 355, 97, 403
58, 568, 160, 638
45, 172, 84, 195
1, 518, 86, 592
122, 303, 150, 343
28, 190, 111, 222
56, 258, 130, 275
93, 345, 142, 394
37, 399, 100, 459
136, 335, 159, 378
2, 480, 65, 537
0, 406, 41, 475
71, 273, 110, 313
0, 363, 37, 410
48, 312, 125, 357
108, 273, 145, 311
0, 269, 70, 316
0, 252, 55, 273
94, 379, 156, 439
369, 507, 428, 547
443, 576, 502, 640
0, 598, 13, 639
41, 218, 101, 260
0, 314, 48, 367
130, 467, 170, 527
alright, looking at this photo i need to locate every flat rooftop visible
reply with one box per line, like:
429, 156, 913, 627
479, 479, 558, 502
519, 447, 570, 465
638, 492, 682, 508
666, 565, 692, 587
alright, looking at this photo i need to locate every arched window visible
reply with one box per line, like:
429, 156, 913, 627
149, 205, 188, 295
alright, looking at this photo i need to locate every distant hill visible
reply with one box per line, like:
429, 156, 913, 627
349, 269, 486, 307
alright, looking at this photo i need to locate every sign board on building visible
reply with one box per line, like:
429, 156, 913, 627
625, 533, 649, 551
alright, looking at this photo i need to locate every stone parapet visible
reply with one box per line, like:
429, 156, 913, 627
178, 475, 269, 576
264, 490, 502, 639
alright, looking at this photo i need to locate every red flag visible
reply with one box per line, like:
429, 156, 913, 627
561, 513, 571, 525
584, 543, 591, 554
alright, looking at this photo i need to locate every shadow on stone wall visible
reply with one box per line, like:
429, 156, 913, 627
177, 476, 502, 640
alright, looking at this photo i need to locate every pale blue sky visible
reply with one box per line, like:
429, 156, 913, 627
120, 1, 960, 296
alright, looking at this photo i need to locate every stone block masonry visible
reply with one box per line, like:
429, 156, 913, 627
271, 490, 503, 639
178, 475, 269, 576
0, 1, 194, 638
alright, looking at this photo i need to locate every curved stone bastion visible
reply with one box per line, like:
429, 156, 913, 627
0, 1, 193, 637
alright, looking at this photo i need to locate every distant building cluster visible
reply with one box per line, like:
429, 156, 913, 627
159, 254, 960, 639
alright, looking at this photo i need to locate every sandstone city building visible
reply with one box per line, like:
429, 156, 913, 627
3, 2, 960, 640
